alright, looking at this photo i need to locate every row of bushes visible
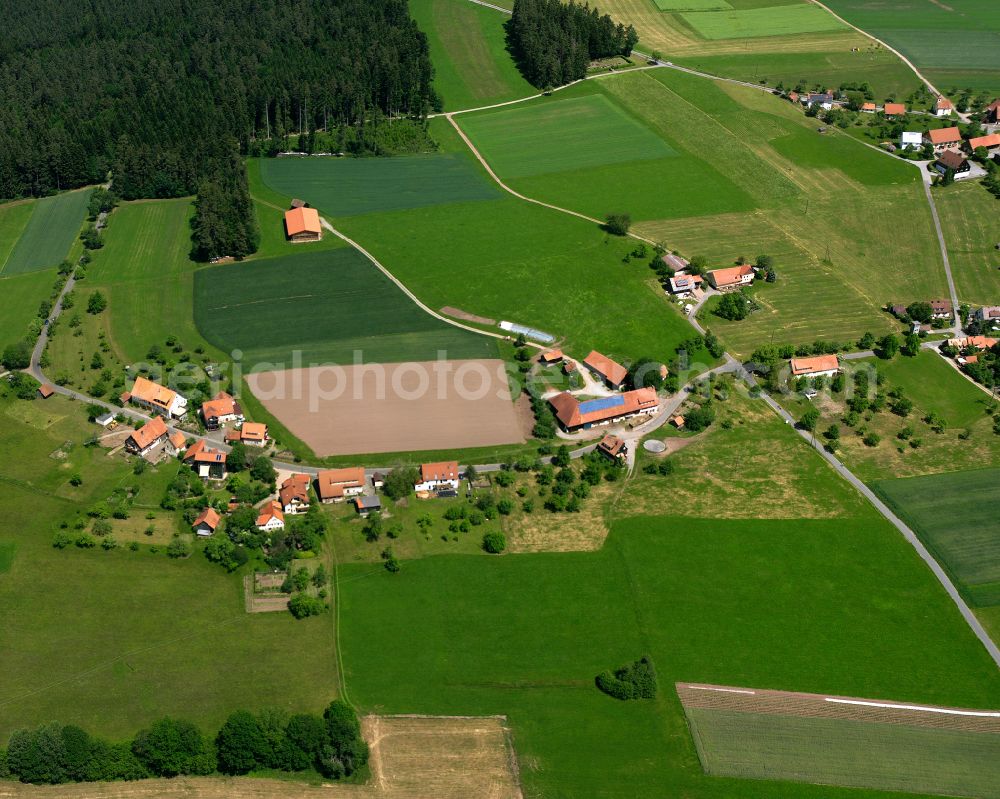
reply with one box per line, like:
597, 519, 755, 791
0, 700, 366, 785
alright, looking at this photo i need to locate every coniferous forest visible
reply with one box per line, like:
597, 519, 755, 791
0, 0, 436, 259
508, 0, 639, 89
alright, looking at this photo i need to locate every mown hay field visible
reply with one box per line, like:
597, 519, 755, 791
259, 153, 500, 218
873, 467, 1000, 608
934, 180, 1000, 306
409, 0, 533, 111
1, 188, 91, 275
194, 248, 496, 367
679, 3, 846, 40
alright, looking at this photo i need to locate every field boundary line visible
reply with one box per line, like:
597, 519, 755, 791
806, 0, 945, 102
445, 114, 658, 246
318, 217, 522, 346
825, 698, 1000, 718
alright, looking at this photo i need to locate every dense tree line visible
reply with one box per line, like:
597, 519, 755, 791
0, 701, 366, 785
0, 0, 436, 257
508, 0, 638, 88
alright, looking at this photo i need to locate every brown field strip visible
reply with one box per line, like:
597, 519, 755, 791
246, 360, 524, 456
0, 715, 522, 799
677, 683, 1000, 734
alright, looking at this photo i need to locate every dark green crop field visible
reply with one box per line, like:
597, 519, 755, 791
874, 467, 1000, 608
258, 153, 500, 218
685, 707, 1000, 797
1, 188, 91, 276
821, 0, 1000, 94
193, 248, 496, 367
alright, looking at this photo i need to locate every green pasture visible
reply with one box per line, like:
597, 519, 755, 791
0, 269, 56, 348
340, 513, 1000, 798
874, 467, 1000, 608
878, 350, 993, 430
769, 127, 916, 187
821, 0, 1000, 93
652, 0, 731, 9
258, 153, 499, 218
409, 0, 533, 110
86, 199, 225, 365
1, 189, 91, 276
0, 392, 340, 742
680, 4, 846, 40
0, 199, 34, 270
458, 92, 677, 179
934, 180, 1000, 306
0, 541, 14, 573
671, 49, 921, 100
335, 193, 708, 363
458, 80, 757, 220
685, 708, 1000, 797
194, 248, 496, 367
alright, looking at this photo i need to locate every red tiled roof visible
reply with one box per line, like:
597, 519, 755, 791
861, 102, 876, 111
240, 422, 267, 443
193, 507, 220, 531
540, 350, 563, 363
935, 96, 953, 110
548, 387, 658, 429
883, 103, 906, 115
279, 473, 311, 507
256, 500, 285, 527
969, 133, 1000, 150
128, 376, 176, 411
284, 207, 321, 236
201, 391, 240, 421
583, 351, 628, 387
37, 384, 54, 398
316, 467, 365, 501
927, 127, 961, 145
790, 355, 839, 376
420, 461, 458, 483
168, 431, 186, 450
708, 264, 754, 288
128, 416, 168, 451
597, 434, 626, 457
949, 336, 997, 350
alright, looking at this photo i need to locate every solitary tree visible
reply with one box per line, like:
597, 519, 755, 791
604, 213, 631, 236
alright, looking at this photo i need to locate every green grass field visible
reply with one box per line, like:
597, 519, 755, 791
409, 0, 533, 110
86, 199, 225, 365
653, 0, 731, 9
258, 153, 500, 218
458, 93, 677, 179
0, 199, 34, 269
873, 468, 1000, 608
458, 83, 757, 221
779, 351, 1000, 482
1, 189, 91, 276
0, 268, 56, 348
821, 0, 1000, 94
671, 48, 923, 100
680, 4, 846, 40
0, 391, 340, 742
193, 248, 496, 367
340, 512, 1000, 797
934, 180, 1000, 306
685, 708, 1000, 797
0, 541, 14, 573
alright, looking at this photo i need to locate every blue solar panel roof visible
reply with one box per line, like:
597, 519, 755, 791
578, 395, 626, 415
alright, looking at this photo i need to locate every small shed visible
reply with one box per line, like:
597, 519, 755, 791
290, 198, 308, 209
95, 412, 115, 427
355, 495, 382, 517
284, 207, 322, 242
37, 384, 55, 399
